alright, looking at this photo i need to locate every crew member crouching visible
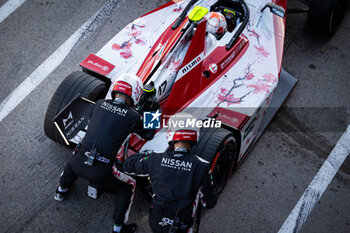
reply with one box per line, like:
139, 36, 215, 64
123, 113, 218, 233
54, 74, 156, 233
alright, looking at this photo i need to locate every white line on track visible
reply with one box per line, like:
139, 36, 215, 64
278, 125, 350, 233
0, 0, 124, 122
0, 0, 26, 23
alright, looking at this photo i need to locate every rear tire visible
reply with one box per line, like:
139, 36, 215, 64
308, 0, 347, 35
44, 71, 109, 146
192, 127, 238, 193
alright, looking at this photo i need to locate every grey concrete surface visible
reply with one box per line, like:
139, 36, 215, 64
0, 0, 349, 233
0, 0, 107, 102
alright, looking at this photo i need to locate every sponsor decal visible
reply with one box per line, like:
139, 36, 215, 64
161, 157, 192, 171
101, 101, 128, 116
158, 216, 187, 228
208, 107, 249, 130
62, 112, 74, 129
179, 53, 204, 77
54, 96, 93, 141
143, 110, 161, 129
159, 217, 173, 226
209, 63, 218, 73
243, 116, 256, 140
220, 51, 236, 69
87, 60, 110, 71
66, 116, 85, 138
219, 114, 239, 124
113, 81, 133, 96
80, 54, 115, 76
172, 130, 197, 141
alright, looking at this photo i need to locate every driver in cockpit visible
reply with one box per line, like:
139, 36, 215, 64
206, 12, 227, 39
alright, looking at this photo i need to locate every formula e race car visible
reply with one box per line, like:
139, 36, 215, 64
44, 0, 346, 212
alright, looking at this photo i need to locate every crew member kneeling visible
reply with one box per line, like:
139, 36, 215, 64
123, 113, 218, 233
54, 74, 156, 233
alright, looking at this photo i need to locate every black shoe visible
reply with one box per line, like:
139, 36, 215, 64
120, 223, 137, 233
54, 187, 68, 202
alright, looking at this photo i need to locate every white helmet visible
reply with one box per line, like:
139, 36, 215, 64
111, 73, 143, 106
166, 112, 200, 147
206, 12, 227, 38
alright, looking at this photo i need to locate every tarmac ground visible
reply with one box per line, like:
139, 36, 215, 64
0, 0, 349, 232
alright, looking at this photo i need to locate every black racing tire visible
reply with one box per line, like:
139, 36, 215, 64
192, 127, 238, 193
44, 71, 109, 146
308, 0, 347, 35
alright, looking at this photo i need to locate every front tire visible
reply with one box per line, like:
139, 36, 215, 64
44, 71, 108, 146
192, 127, 238, 193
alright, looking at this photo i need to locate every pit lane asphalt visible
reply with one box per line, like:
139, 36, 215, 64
0, 0, 349, 232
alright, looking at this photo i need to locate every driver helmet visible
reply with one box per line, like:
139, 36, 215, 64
206, 12, 227, 39
111, 73, 143, 106
166, 113, 200, 147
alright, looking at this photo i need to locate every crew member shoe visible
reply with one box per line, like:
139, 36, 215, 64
54, 187, 68, 202
119, 223, 137, 233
